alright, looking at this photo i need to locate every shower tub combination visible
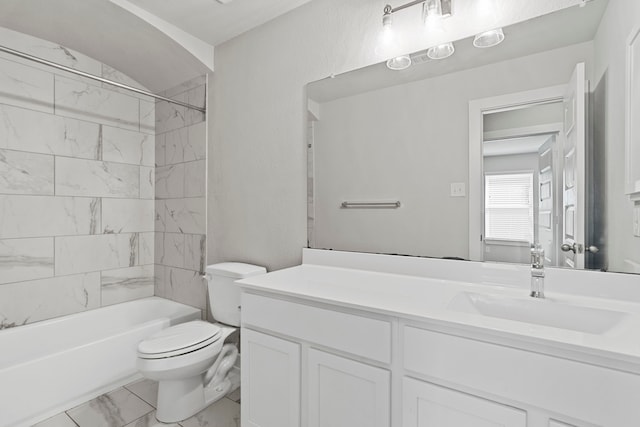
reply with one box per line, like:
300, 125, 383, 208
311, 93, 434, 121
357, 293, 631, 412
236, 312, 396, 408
0, 297, 201, 427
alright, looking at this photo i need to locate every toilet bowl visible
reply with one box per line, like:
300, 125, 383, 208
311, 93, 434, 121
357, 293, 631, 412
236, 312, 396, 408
136, 262, 266, 423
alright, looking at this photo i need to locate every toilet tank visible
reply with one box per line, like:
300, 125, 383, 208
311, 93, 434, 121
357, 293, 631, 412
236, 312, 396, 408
205, 262, 266, 326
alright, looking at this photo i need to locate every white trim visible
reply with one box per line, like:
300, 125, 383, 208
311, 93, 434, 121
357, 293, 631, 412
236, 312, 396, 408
483, 123, 563, 141
468, 85, 566, 261
626, 26, 640, 200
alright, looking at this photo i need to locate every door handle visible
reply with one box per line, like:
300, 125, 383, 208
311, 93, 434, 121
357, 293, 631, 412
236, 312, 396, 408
561, 243, 582, 253
561, 243, 598, 254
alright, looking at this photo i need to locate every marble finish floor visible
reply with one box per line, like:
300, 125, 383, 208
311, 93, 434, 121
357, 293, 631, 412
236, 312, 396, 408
33, 379, 241, 427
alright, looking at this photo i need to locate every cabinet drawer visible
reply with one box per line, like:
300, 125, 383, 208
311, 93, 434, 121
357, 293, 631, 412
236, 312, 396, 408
403, 325, 640, 426
242, 293, 391, 363
402, 377, 526, 427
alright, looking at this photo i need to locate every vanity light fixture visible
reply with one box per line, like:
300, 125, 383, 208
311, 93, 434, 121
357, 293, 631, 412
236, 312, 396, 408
427, 42, 455, 59
473, 28, 505, 48
386, 55, 412, 70
382, 0, 452, 30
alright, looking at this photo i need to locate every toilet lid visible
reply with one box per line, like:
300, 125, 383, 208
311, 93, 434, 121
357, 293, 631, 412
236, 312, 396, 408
138, 321, 222, 358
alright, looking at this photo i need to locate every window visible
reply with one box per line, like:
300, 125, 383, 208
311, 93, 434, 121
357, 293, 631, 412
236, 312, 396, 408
484, 172, 534, 242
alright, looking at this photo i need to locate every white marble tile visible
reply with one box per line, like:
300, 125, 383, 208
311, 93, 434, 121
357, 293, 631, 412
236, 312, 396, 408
54, 75, 140, 132
159, 75, 206, 99
154, 133, 166, 167
102, 126, 154, 166
185, 234, 206, 273
163, 232, 185, 268
55, 233, 138, 275
0, 195, 99, 238
125, 379, 158, 408
0, 149, 54, 195
0, 272, 100, 328
185, 122, 206, 162
102, 199, 154, 233
185, 85, 206, 126
32, 412, 78, 427
67, 387, 153, 427
124, 411, 177, 427
140, 100, 155, 135
139, 232, 154, 266
158, 267, 207, 310
184, 160, 206, 198
56, 157, 139, 198
154, 264, 165, 295
0, 237, 53, 285
0, 104, 100, 159
155, 96, 186, 134
179, 397, 240, 427
165, 198, 206, 234
0, 57, 54, 114
0, 27, 102, 77
101, 265, 154, 306
164, 127, 187, 165
140, 167, 155, 200
155, 164, 184, 199
154, 201, 166, 232
154, 232, 164, 265
101, 64, 152, 102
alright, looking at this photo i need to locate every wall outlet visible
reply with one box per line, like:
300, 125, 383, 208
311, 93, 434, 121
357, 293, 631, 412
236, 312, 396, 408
634, 203, 640, 237
450, 182, 466, 197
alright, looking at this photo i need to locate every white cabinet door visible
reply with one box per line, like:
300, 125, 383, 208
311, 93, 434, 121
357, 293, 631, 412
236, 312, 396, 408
403, 377, 526, 427
307, 348, 390, 427
241, 329, 300, 427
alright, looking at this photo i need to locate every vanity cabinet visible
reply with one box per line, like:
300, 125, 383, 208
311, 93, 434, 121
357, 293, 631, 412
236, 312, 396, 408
308, 349, 390, 427
402, 377, 526, 427
241, 329, 300, 427
241, 291, 640, 427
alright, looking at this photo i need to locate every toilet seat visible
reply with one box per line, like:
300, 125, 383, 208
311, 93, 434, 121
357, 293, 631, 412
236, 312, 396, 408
138, 321, 222, 359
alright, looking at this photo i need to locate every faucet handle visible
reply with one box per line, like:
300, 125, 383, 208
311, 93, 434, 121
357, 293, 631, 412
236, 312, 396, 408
530, 244, 545, 267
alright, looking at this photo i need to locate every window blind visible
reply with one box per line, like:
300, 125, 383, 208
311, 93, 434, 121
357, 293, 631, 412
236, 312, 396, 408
485, 172, 534, 242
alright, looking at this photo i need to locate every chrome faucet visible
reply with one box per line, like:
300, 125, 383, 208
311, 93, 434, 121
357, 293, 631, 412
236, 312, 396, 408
530, 244, 545, 299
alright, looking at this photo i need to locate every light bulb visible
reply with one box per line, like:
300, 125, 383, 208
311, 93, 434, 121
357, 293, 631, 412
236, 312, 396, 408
427, 42, 455, 60
473, 28, 505, 48
376, 19, 400, 58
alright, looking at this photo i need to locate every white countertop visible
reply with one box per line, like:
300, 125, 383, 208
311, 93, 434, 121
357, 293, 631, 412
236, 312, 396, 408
237, 263, 640, 373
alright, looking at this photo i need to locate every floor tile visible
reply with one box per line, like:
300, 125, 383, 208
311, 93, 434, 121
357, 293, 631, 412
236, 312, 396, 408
32, 412, 78, 427
125, 378, 159, 407
66, 387, 154, 427
226, 387, 240, 404
123, 411, 179, 427
179, 398, 240, 427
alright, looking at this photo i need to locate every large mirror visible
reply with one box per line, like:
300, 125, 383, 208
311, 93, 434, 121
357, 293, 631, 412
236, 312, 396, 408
306, 0, 640, 275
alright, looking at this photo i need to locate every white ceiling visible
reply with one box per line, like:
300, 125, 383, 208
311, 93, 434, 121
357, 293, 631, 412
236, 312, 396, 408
126, 0, 312, 46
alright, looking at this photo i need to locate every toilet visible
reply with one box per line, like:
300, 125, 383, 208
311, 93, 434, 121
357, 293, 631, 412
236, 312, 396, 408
137, 262, 266, 423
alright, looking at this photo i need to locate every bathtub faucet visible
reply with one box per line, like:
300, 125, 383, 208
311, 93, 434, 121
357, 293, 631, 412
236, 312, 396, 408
530, 244, 545, 299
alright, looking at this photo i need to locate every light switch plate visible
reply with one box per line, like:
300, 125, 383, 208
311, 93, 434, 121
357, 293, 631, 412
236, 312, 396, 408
450, 182, 466, 197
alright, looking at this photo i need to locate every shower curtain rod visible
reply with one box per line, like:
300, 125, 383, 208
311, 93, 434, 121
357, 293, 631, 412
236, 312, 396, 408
0, 44, 206, 113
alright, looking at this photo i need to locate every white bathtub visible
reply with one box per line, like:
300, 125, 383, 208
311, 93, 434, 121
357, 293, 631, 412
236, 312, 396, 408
0, 297, 201, 427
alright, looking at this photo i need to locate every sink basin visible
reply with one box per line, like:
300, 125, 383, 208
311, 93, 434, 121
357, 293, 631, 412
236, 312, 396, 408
448, 292, 628, 334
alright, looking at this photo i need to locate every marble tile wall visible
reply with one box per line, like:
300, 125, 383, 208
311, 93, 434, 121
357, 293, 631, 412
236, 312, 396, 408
154, 76, 208, 314
0, 27, 155, 329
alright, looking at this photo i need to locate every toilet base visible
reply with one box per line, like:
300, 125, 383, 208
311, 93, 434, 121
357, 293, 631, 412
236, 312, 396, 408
154, 365, 241, 423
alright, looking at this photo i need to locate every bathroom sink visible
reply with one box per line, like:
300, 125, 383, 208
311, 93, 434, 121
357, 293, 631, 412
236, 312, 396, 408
448, 292, 628, 334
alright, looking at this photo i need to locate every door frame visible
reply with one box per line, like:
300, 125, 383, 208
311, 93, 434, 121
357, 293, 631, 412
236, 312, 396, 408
468, 84, 566, 261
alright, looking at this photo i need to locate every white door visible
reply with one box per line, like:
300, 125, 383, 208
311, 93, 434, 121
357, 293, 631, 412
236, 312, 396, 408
402, 377, 526, 427
307, 348, 390, 427
538, 135, 558, 266
561, 62, 587, 268
241, 329, 301, 427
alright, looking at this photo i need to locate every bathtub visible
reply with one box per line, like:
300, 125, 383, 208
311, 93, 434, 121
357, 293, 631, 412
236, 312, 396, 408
0, 297, 201, 427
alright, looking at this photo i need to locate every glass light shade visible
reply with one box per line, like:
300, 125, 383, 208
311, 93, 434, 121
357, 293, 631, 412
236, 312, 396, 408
473, 28, 505, 48
423, 0, 443, 19
427, 42, 455, 60
386, 55, 412, 71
